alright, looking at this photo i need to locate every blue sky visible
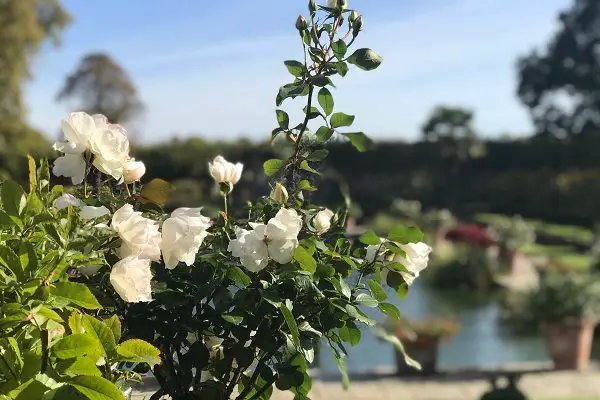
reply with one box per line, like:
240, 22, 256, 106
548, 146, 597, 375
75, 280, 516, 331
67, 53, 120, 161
25, 0, 570, 143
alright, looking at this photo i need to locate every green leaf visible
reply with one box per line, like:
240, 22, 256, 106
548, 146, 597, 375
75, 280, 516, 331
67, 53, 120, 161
333, 354, 350, 390
345, 132, 373, 152
317, 88, 334, 116
367, 280, 387, 302
55, 357, 101, 377
82, 315, 116, 358
276, 110, 289, 129
293, 246, 317, 273
18, 241, 37, 277
335, 61, 349, 77
315, 126, 334, 142
332, 39, 348, 60
372, 327, 421, 371
347, 48, 383, 71
331, 277, 351, 299
280, 302, 300, 349
298, 180, 316, 191
311, 75, 333, 87
115, 339, 161, 366
299, 160, 319, 175
330, 112, 355, 128
51, 334, 99, 360
283, 60, 306, 77
104, 316, 121, 344
298, 321, 322, 337
8, 378, 49, 400
379, 302, 402, 320
386, 271, 409, 299
69, 375, 126, 400
383, 242, 407, 257
355, 293, 378, 308
0, 210, 16, 228
51, 282, 102, 310
222, 314, 243, 324
359, 230, 380, 245
227, 266, 251, 288
339, 322, 361, 346
68, 311, 84, 335
263, 159, 287, 177
0, 244, 24, 280
276, 83, 307, 106
308, 149, 329, 162
1, 180, 26, 217
387, 226, 424, 244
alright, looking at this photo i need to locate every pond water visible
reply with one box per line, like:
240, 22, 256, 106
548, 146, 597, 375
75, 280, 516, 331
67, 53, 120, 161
319, 281, 552, 373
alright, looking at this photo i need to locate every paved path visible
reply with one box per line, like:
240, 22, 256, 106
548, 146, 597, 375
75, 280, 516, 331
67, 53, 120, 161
132, 365, 600, 400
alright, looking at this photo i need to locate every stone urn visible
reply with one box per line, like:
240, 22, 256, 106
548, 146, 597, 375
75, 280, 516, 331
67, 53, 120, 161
542, 319, 596, 370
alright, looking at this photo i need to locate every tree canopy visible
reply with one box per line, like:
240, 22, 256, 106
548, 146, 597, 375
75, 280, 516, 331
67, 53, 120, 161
56, 52, 143, 124
517, 0, 600, 138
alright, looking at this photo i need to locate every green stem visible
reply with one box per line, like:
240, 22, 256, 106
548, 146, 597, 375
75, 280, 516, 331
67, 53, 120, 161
223, 193, 229, 216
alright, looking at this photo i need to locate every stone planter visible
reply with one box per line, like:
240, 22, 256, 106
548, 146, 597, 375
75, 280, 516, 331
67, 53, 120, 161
395, 334, 441, 376
542, 319, 596, 371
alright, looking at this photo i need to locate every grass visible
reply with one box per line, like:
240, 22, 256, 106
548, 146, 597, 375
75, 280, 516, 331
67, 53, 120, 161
474, 213, 594, 245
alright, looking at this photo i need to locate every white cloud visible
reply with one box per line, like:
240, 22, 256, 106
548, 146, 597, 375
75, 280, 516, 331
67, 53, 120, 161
25, 0, 570, 143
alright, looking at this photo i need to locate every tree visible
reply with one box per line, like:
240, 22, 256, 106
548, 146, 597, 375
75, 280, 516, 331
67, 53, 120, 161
421, 105, 485, 208
517, 0, 600, 138
57, 53, 143, 124
0, 0, 70, 178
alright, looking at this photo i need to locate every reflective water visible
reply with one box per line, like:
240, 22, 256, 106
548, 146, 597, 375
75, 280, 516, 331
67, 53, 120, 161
319, 281, 550, 373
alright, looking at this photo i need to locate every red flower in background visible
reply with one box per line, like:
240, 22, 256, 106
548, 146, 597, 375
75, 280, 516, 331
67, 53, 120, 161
445, 223, 495, 247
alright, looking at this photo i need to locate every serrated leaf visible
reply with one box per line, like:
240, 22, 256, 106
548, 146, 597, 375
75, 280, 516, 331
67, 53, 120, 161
345, 132, 373, 152
55, 357, 101, 377
263, 159, 287, 177
335, 61, 349, 77
69, 375, 125, 400
1, 180, 26, 217
355, 293, 378, 308
308, 149, 329, 162
299, 160, 319, 175
388, 226, 424, 244
298, 180, 316, 191
227, 266, 251, 287
317, 88, 334, 115
276, 110, 289, 129
347, 48, 383, 71
279, 303, 300, 349
51, 334, 99, 359
293, 246, 317, 273
330, 112, 355, 128
0, 244, 23, 280
104, 315, 121, 344
115, 339, 161, 366
315, 126, 334, 142
51, 282, 102, 310
339, 322, 361, 346
332, 39, 348, 60
359, 230, 380, 245
284, 60, 306, 77
378, 302, 402, 320
82, 315, 116, 358
367, 280, 387, 302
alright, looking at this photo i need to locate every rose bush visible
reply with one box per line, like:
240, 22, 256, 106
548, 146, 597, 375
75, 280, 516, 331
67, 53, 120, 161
1, 1, 429, 399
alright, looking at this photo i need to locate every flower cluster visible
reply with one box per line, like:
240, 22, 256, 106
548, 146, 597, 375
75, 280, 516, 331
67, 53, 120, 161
52, 112, 145, 184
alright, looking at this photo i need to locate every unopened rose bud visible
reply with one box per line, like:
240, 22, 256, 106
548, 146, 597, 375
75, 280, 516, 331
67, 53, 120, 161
296, 15, 308, 31
349, 11, 359, 23
338, 0, 348, 10
270, 183, 289, 204
122, 158, 146, 184
352, 15, 363, 36
309, 0, 317, 14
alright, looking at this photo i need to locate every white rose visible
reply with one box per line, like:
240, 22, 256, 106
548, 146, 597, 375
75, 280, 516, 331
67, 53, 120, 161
54, 194, 83, 210
228, 208, 302, 271
80, 205, 110, 220
161, 208, 211, 269
208, 156, 243, 185
374, 242, 431, 285
58, 112, 96, 153
109, 256, 153, 302
311, 209, 334, 234
52, 154, 87, 185
122, 158, 146, 184
90, 124, 130, 180
270, 183, 289, 204
111, 204, 162, 261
